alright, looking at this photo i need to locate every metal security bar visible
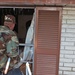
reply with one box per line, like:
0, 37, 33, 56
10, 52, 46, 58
19, 43, 34, 47
26, 62, 32, 75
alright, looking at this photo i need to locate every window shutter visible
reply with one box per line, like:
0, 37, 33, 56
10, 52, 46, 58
34, 7, 62, 75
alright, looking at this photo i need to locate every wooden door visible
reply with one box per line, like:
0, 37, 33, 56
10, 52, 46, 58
34, 7, 62, 75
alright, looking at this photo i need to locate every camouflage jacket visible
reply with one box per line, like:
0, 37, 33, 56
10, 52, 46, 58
0, 26, 19, 71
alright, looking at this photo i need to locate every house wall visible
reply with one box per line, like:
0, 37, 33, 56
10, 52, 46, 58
14, 7, 75, 75
59, 7, 75, 75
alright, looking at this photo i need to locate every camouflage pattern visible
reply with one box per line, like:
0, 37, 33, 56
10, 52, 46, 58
0, 26, 19, 71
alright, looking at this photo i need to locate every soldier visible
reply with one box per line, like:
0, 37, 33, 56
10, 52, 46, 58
0, 15, 20, 74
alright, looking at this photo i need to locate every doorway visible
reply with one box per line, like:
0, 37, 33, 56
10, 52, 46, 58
0, 8, 34, 75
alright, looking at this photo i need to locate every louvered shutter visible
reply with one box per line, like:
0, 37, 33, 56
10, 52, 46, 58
34, 7, 62, 75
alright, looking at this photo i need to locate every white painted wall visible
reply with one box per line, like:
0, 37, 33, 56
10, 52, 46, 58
59, 7, 75, 75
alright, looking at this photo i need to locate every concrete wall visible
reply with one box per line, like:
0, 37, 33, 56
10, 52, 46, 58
59, 7, 75, 75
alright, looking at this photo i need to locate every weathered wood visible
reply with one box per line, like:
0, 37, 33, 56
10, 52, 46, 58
0, 0, 75, 6
62, 0, 75, 4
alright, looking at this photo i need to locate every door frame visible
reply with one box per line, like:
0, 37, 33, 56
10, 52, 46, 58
34, 7, 62, 75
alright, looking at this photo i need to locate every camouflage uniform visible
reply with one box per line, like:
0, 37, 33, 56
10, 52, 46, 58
0, 26, 19, 71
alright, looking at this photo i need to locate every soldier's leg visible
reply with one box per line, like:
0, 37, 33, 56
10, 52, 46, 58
6, 68, 23, 75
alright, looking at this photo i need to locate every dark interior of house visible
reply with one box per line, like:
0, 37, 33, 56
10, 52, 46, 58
0, 8, 34, 43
